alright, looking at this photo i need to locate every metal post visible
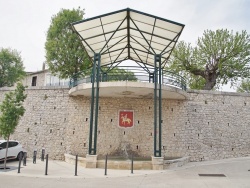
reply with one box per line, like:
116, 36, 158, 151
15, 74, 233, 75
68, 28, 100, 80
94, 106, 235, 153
89, 59, 96, 155
158, 59, 162, 157
41, 148, 45, 161
93, 53, 101, 155
33, 150, 37, 164
154, 54, 162, 157
104, 154, 108, 176
23, 152, 27, 166
89, 53, 101, 155
17, 155, 22, 173
149, 73, 154, 83
131, 155, 134, 174
45, 154, 48, 175
75, 154, 78, 176
103, 72, 107, 82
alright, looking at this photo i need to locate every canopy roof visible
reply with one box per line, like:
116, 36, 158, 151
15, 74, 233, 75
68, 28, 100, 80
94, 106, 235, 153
72, 8, 185, 68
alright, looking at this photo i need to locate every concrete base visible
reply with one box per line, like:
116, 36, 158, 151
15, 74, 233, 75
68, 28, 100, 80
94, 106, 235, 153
97, 159, 152, 170
85, 154, 98, 168
64, 154, 86, 167
151, 156, 164, 170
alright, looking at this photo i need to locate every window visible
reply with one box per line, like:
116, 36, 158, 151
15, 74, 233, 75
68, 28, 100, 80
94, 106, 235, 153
45, 73, 69, 86
0, 142, 7, 149
32, 76, 37, 86
46, 74, 52, 86
9, 142, 18, 148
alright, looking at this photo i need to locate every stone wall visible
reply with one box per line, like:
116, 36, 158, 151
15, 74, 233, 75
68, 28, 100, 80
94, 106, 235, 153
0, 87, 249, 162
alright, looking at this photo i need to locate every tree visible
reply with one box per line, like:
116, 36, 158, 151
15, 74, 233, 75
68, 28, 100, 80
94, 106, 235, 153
169, 29, 250, 90
0, 48, 25, 87
45, 8, 91, 79
0, 83, 26, 169
237, 79, 250, 93
102, 67, 137, 81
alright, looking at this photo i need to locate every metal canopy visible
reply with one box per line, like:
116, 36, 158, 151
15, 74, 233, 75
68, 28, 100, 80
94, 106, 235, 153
72, 8, 184, 68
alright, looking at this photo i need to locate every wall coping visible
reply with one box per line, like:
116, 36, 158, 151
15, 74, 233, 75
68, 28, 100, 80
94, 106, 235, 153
0, 86, 70, 91
187, 89, 250, 97
1, 85, 249, 98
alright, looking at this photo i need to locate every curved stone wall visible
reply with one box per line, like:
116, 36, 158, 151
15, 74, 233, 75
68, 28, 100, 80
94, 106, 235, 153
0, 86, 249, 162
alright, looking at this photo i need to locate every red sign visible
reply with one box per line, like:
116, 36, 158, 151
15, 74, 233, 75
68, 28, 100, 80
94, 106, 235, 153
119, 110, 134, 128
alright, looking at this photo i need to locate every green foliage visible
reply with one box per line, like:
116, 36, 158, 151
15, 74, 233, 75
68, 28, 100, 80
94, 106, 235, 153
0, 83, 27, 139
103, 67, 137, 81
237, 79, 250, 93
169, 29, 250, 90
45, 8, 91, 79
0, 48, 25, 87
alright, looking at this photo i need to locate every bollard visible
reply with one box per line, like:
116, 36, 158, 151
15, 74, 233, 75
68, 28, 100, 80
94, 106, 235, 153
17, 154, 22, 173
75, 154, 78, 176
23, 152, 27, 166
33, 150, 37, 164
131, 154, 134, 174
45, 154, 48, 175
104, 154, 108, 176
41, 148, 45, 161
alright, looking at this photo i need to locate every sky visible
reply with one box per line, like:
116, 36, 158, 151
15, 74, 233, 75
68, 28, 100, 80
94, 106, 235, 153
0, 0, 249, 90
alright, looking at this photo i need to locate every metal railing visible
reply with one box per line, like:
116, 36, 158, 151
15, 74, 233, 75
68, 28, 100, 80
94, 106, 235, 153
69, 66, 186, 90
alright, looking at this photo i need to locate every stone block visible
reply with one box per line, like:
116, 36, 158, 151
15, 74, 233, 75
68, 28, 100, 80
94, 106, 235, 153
151, 156, 164, 170
86, 154, 97, 168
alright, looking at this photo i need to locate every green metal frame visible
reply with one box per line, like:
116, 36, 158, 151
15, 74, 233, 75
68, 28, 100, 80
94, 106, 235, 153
154, 54, 162, 157
71, 8, 185, 70
71, 8, 185, 157
88, 53, 101, 155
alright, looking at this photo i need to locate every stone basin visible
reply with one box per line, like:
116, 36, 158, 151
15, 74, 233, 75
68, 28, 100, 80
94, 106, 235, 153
65, 154, 189, 170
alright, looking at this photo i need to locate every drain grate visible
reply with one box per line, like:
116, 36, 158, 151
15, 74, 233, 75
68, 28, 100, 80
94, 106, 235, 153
199, 174, 226, 177
0, 167, 10, 170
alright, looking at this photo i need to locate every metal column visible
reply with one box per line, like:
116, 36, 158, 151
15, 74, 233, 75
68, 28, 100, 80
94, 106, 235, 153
89, 53, 101, 155
154, 54, 162, 157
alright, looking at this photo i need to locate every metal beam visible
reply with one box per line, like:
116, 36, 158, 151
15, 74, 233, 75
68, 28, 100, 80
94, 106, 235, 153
99, 16, 127, 54
89, 53, 101, 155
127, 9, 131, 59
130, 18, 156, 54
101, 36, 127, 55
154, 54, 162, 157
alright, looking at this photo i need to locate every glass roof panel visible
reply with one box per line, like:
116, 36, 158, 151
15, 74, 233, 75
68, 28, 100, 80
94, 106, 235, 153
79, 26, 103, 39
155, 19, 183, 33
130, 29, 152, 41
74, 18, 101, 32
153, 27, 178, 41
104, 29, 127, 41
105, 36, 127, 46
131, 20, 154, 34
130, 51, 147, 62
151, 36, 171, 46
102, 19, 127, 33
91, 41, 107, 52
101, 11, 127, 25
86, 35, 106, 45
130, 41, 149, 53
72, 8, 184, 68
130, 11, 155, 25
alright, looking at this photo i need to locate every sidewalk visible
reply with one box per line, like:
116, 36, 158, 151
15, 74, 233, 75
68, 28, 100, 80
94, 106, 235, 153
0, 158, 160, 178
0, 157, 250, 188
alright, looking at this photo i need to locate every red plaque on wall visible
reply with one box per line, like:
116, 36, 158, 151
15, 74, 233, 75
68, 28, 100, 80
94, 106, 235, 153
119, 110, 134, 128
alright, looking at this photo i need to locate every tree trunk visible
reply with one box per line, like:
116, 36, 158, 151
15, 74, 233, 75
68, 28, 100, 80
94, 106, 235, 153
4, 135, 10, 169
203, 72, 217, 90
